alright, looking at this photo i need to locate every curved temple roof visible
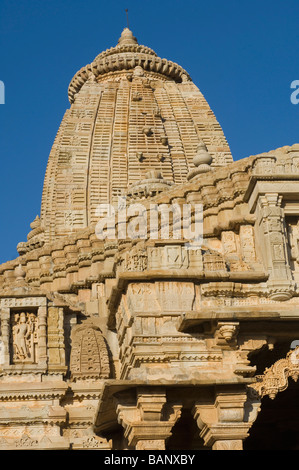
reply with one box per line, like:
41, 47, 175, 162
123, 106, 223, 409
36, 28, 233, 244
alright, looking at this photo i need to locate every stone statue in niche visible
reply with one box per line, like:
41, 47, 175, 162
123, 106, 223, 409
11, 312, 38, 363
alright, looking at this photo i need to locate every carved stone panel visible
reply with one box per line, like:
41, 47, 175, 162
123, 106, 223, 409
10, 312, 38, 364
286, 217, 299, 282
70, 323, 110, 380
256, 193, 295, 300
239, 225, 256, 262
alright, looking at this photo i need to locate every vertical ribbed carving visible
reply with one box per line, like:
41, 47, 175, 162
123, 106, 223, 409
70, 323, 110, 380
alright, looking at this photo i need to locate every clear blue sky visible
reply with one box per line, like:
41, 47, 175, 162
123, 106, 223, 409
0, 0, 298, 264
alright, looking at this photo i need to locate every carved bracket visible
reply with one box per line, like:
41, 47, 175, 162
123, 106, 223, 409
215, 322, 239, 347
248, 346, 299, 400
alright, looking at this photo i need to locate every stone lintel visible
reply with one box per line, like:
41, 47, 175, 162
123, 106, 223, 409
107, 271, 268, 329
246, 180, 299, 214
178, 308, 291, 331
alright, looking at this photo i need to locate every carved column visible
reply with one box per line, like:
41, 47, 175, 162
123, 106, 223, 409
192, 388, 251, 451
37, 306, 48, 366
115, 388, 182, 450
0, 308, 10, 366
256, 193, 294, 300
47, 306, 66, 372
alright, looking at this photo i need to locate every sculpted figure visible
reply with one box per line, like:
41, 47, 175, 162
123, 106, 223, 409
14, 312, 31, 360
12, 313, 20, 357
12, 312, 36, 361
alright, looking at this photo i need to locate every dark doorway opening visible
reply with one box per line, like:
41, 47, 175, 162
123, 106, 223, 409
166, 409, 210, 450
245, 379, 299, 450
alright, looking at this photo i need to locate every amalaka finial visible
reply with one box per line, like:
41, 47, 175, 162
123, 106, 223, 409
118, 27, 138, 46
187, 142, 213, 181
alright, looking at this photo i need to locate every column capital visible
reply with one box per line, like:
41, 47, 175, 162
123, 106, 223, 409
115, 388, 182, 450
192, 389, 253, 450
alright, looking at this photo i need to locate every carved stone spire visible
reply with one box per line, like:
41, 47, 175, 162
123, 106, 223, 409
117, 27, 138, 46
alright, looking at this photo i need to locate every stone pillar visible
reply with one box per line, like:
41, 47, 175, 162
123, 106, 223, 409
256, 193, 294, 300
115, 387, 182, 450
192, 388, 251, 451
37, 306, 48, 367
0, 308, 10, 366
47, 306, 66, 372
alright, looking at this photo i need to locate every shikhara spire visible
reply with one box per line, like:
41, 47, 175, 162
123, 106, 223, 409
36, 29, 232, 244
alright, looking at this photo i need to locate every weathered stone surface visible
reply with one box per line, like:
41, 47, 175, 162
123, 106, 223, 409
0, 28, 298, 450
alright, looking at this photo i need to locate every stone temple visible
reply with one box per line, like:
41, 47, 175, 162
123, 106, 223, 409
1, 27, 299, 450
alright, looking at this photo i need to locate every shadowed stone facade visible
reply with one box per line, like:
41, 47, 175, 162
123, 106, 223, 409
0, 28, 299, 450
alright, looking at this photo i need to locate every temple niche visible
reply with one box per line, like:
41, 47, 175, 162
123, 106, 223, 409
70, 323, 110, 381
0, 27, 299, 450
10, 312, 38, 364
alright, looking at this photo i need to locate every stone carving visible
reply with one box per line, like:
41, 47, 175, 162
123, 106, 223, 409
187, 142, 213, 180
218, 323, 239, 342
17, 215, 45, 255
15, 435, 39, 448
252, 152, 299, 177
115, 389, 182, 450
124, 247, 148, 272
10, 312, 38, 364
1, 24, 299, 452
70, 323, 110, 380
215, 322, 239, 349
192, 391, 252, 451
239, 225, 256, 262
68, 28, 193, 104
126, 170, 173, 201
81, 436, 107, 449
212, 440, 243, 450
248, 346, 299, 400
257, 193, 295, 300
287, 218, 299, 265
203, 250, 226, 271
222, 231, 237, 255
38, 27, 234, 242
136, 439, 165, 450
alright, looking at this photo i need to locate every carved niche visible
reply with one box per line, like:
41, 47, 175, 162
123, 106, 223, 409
10, 312, 38, 364
70, 323, 110, 381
